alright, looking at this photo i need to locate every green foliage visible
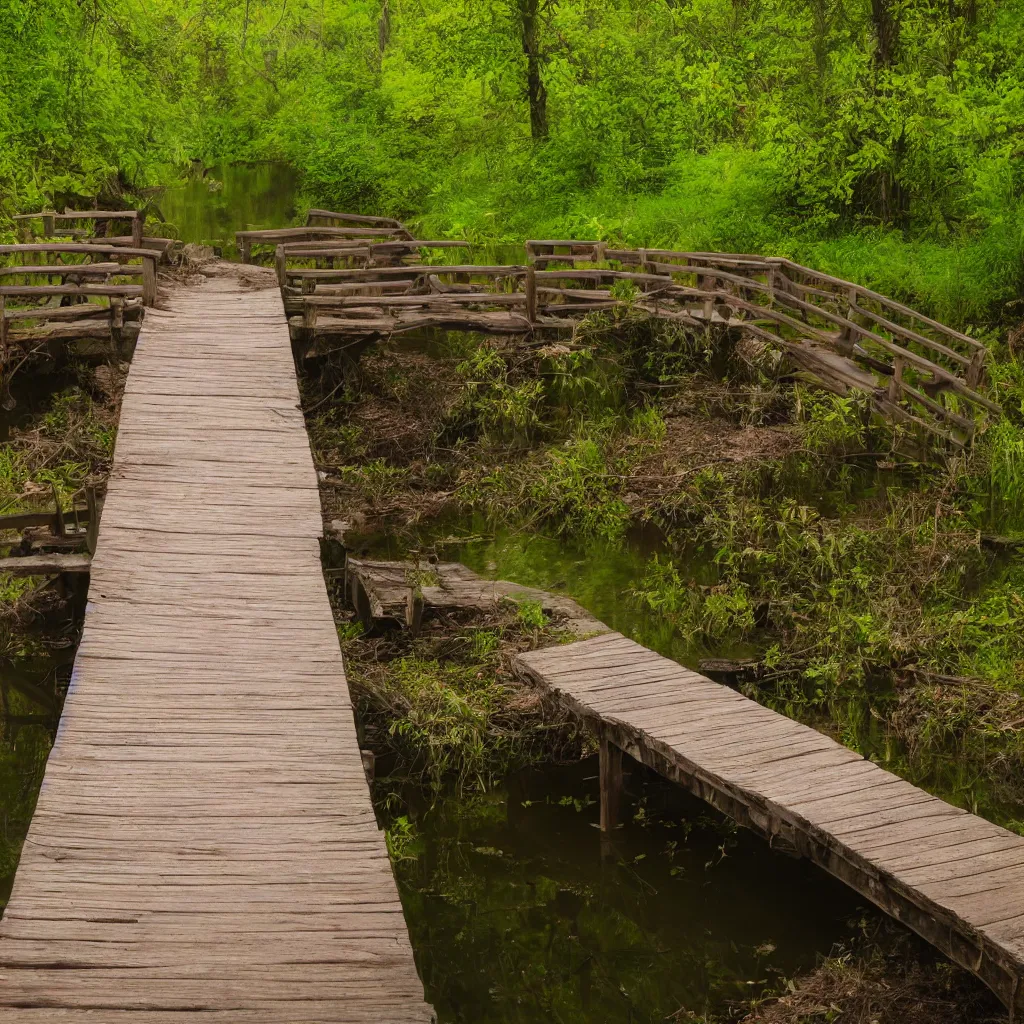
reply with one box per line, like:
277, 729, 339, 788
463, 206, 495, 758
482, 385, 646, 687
514, 599, 546, 630
455, 345, 544, 445
5, 1, 1024, 325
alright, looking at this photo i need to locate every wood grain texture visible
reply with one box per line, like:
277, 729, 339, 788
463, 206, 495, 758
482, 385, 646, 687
0, 276, 435, 1022
516, 633, 1024, 1013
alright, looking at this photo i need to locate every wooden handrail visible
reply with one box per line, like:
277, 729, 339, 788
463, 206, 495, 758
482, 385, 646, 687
305, 209, 406, 229
278, 230, 998, 448
0, 245, 158, 305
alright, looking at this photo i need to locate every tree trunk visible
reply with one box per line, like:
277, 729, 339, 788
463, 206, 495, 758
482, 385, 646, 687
242, 0, 251, 54
379, 0, 391, 55
870, 0, 899, 67
517, 0, 549, 141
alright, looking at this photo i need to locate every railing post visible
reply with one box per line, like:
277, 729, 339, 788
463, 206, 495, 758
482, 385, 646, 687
525, 265, 537, 325
85, 484, 99, 556
42, 214, 54, 240
132, 215, 144, 249
599, 734, 623, 833
110, 297, 124, 354
275, 246, 287, 289
142, 257, 158, 307
888, 355, 905, 405
703, 271, 716, 321
241, 237, 252, 265
966, 349, 986, 390
303, 302, 319, 332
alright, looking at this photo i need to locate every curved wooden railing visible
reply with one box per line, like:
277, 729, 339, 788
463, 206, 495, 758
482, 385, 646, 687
270, 227, 1001, 449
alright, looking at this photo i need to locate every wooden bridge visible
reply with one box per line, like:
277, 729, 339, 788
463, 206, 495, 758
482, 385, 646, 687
349, 556, 1024, 1017
0, 208, 1011, 1016
0, 269, 434, 1021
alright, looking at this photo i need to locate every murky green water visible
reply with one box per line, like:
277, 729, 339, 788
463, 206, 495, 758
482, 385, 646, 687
0, 640, 71, 910
388, 756, 867, 1023
155, 162, 301, 252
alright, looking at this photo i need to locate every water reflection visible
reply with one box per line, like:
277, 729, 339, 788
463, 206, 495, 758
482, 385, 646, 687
155, 162, 301, 251
391, 757, 866, 1023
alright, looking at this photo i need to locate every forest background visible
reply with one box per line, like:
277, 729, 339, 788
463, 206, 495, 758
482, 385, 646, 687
2, 0, 1024, 330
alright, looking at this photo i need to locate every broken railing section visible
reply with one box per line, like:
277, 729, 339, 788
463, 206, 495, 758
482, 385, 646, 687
525, 241, 996, 447
236, 209, 417, 264
267, 214, 997, 446
0, 244, 162, 394
0, 484, 99, 608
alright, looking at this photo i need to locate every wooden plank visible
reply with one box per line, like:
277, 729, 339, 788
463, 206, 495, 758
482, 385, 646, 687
0, 284, 143, 298
0, 275, 433, 1022
0, 553, 91, 575
515, 633, 1024, 1014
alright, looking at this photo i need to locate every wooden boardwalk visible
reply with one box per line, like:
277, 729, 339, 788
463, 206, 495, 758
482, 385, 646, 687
0, 273, 434, 1021
516, 633, 1024, 1014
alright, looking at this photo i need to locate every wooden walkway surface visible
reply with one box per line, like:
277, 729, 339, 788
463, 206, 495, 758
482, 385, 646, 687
0, 273, 434, 1021
516, 633, 1024, 1014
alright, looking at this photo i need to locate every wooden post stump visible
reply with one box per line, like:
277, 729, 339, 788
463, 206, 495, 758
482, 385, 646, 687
142, 257, 158, 307
599, 734, 623, 833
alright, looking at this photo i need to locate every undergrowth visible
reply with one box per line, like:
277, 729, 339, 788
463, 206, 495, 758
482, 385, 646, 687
301, 315, 1024, 819
337, 603, 589, 793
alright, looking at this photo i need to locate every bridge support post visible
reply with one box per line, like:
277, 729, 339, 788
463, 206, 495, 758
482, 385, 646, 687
599, 734, 623, 833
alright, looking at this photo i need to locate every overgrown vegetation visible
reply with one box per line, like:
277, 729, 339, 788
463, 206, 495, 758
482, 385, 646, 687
301, 310, 1024, 832
8, 1, 1024, 327
334, 597, 589, 791
737, 922, 1005, 1024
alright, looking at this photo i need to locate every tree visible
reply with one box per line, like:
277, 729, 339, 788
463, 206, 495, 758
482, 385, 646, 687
515, 0, 550, 141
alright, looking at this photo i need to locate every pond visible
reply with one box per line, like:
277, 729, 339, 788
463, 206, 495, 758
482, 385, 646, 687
388, 756, 867, 1023
155, 162, 301, 252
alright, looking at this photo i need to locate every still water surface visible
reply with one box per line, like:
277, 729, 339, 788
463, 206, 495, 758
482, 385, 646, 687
392, 758, 865, 1023
156, 162, 301, 251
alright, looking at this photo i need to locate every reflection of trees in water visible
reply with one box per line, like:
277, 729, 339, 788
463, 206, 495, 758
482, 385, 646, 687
390, 765, 862, 1023
158, 163, 301, 248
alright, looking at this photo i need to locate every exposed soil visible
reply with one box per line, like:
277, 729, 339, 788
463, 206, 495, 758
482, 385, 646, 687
633, 413, 801, 481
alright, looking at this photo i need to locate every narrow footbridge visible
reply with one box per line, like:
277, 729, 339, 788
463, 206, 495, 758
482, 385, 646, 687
0, 273, 434, 1021
348, 557, 1024, 1017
